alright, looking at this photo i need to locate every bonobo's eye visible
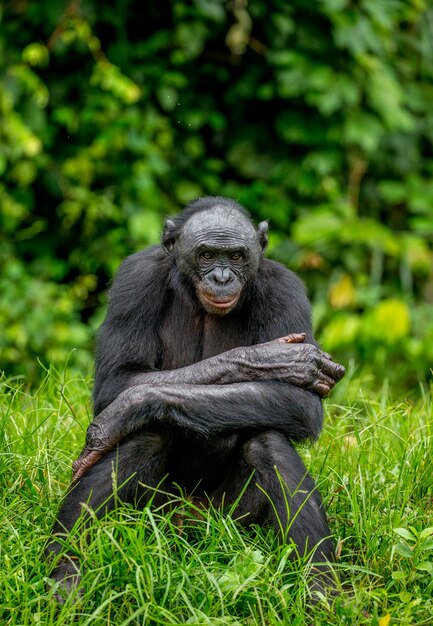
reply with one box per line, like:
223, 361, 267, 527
199, 251, 214, 262
230, 251, 244, 262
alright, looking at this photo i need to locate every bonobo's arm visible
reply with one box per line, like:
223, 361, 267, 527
126, 333, 337, 396
73, 380, 324, 479
73, 336, 344, 478
73, 339, 345, 478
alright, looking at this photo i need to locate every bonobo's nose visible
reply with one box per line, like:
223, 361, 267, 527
210, 269, 233, 284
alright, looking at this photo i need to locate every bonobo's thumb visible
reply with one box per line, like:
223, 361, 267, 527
275, 333, 306, 344
72, 449, 103, 481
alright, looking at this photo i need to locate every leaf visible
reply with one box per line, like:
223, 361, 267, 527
341, 218, 400, 254
366, 301, 410, 343
195, 0, 226, 22
415, 561, 433, 574
321, 314, 362, 350
394, 527, 416, 542
329, 274, 356, 309
22, 42, 49, 67
420, 541, 433, 552
156, 85, 178, 112
344, 111, 384, 153
394, 542, 413, 558
399, 591, 412, 603
419, 528, 433, 540
128, 212, 161, 245
379, 180, 407, 204
90, 59, 141, 103
402, 235, 433, 273
367, 64, 414, 131
379, 614, 391, 626
291, 211, 343, 245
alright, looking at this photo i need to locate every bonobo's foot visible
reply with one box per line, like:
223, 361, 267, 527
308, 565, 340, 605
49, 556, 82, 604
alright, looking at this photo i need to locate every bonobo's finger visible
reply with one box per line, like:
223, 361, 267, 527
320, 373, 336, 389
319, 350, 334, 361
321, 359, 346, 381
311, 381, 331, 397
275, 333, 306, 344
72, 450, 104, 481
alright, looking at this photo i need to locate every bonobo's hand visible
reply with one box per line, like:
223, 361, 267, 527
72, 422, 112, 481
238, 333, 345, 396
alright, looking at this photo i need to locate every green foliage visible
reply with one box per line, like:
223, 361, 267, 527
1, 0, 432, 387
391, 526, 433, 603
1, 371, 432, 624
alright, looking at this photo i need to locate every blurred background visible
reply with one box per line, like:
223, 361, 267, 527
1, 0, 432, 392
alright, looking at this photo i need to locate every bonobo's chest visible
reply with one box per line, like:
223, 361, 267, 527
159, 293, 254, 369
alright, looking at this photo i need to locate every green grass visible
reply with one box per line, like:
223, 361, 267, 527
0, 368, 432, 625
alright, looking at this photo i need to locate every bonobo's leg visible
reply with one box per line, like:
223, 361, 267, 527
211, 431, 336, 591
47, 431, 170, 600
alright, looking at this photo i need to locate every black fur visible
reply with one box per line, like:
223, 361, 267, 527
48, 197, 342, 599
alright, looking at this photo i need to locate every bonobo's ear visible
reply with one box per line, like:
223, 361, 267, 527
162, 219, 177, 253
257, 221, 269, 252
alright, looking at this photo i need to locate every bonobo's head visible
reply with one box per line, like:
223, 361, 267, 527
162, 197, 268, 316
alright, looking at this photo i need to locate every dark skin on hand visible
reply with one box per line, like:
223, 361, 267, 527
72, 332, 344, 480
48, 197, 345, 603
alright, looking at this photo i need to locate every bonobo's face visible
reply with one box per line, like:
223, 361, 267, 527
177, 206, 264, 316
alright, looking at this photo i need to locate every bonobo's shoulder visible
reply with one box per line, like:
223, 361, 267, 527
114, 246, 165, 279
108, 245, 169, 315
258, 258, 308, 298
253, 258, 313, 341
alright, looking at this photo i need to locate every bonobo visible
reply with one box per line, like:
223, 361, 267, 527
48, 196, 345, 598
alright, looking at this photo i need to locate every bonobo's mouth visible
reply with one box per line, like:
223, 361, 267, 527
199, 291, 240, 310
